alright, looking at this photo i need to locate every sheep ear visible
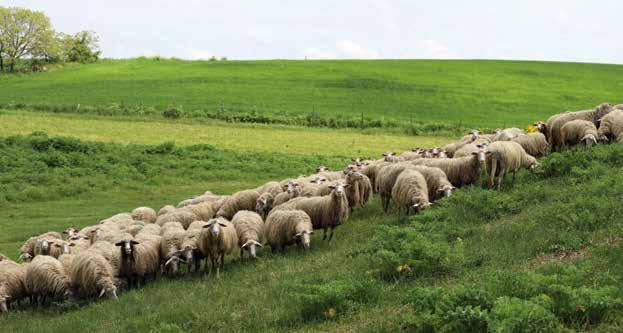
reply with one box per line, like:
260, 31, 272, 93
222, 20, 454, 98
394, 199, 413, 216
343, 184, 351, 188
436, 189, 444, 193
130, 240, 140, 245
69, 243, 76, 246
99, 288, 106, 298
328, 186, 336, 190
294, 232, 303, 238
114, 242, 124, 247
471, 152, 478, 155
218, 222, 227, 227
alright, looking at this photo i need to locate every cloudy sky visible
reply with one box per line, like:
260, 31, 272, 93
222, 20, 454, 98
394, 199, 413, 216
6, 0, 623, 64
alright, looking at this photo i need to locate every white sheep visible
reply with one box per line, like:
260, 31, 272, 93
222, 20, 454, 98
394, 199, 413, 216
391, 169, 430, 215
231, 211, 264, 260
70, 250, 118, 300
199, 218, 238, 278
216, 189, 260, 220
598, 109, 623, 143
265, 210, 314, 252
560, 119, 599, 148
486, 141, 538, 190
131, 207, 157, 223
0, 259, 27, 313
25, 255, 72, 305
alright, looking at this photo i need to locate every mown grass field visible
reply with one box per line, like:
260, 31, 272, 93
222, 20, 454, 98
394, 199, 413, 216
2, 59, 623, 129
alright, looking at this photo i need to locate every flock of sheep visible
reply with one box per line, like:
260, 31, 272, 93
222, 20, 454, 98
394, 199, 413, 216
1, 102, 622, 313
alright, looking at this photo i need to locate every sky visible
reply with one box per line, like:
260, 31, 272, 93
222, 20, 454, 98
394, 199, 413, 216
5, 0, 623, 64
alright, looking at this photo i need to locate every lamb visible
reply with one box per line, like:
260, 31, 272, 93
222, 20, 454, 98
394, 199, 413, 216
512, 132, 548, 157
391, 169, 430, 215
560, 119, 599, 148
547, 103, 612, 151
265, 210, 314, 252
486, 141, 538, 190
273, 181, 302, 206
375, 162, 417, 212
25, 255, 72, 305
115, 233, 161, 288
19, 231, 62, 262
155, 209, 198, 229
231, 211, 264, 260
598, 109, 623, 143
159, 226, 186, 276
131, 207, 157, 223
0, 259, 26, 313
158, 205, 176, 216
181, 221, 208, 274
271, 183, 349, 241
216, 189, 260, 220
410, 165, 455, 201
255, 192, 275, 218
70, 250, 118, 300
410, 150, 486, 187
199, 218, 239, 278
492, 128, 524, 141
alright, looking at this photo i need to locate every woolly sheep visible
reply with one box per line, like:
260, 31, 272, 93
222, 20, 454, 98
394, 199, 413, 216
131, 207, 157, 223
316, 170, 344, 181
273, 181, 302, 206
231, 211, 264, 260
391, 169, 430, 215
19, 231, 62, 262
199, 218, 238, 278
158, 205, 176, 216
89, 241, 121, 274
138, 223, 161, 236
560, 119, 599, 148
25, 255, 72, 305
182, 202, 214, 221
255, 192, 275, 218
453, 141, 488, 158
411, 150, 486, 187
255, 181, 284, 196
176, 193, 224, 208
216, 190, 260, 220
598, 109, 623, 143
100, 213, 133, 225
156, 209, 198, 229
360, 160, 391, 192
115, 233, 161, 287
70, 250, 118, 300
348, 171, 373, 208
0, 259, 26, 313
375, 162, 417, 212
547, 103, 612, 151
181, 221, 208, 274
512, 132, 548, 157
271, 183, 349, 241
159, 226, 186, 276
486, 141, 538, 190
265, 210, 313, 252
410, 165, 454, 201
492, 128, 524, 142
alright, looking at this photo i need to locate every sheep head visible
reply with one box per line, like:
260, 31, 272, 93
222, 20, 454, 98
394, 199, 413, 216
472, 148, 488, 165
63, 226, 79, 239
114, 240, 139, 256
241, 240, 263, 259
54, 241, 76, 255
328, 183, 350, 199
469, 130, 481, 141
412, 201, 431, 214
382, 152, 396, 162
182, 245, 195, 264
582, 134, 598, 148
437, 185, 455, 198
99, 284, 118, 300
18, 253, 32, 262
203, 219, 227, 239
316, 165, 329, 173
38, 239, 50, 255
294, 230, 313, 250
256, 194, 274, 217
163, 252, 186, 276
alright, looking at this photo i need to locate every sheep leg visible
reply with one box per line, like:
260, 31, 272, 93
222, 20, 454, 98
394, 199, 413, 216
323, 228, 328, 240
240, 248, 244, 262
497, 162, 506, 191
489, 158, 497, 189
512, 170, 517, 185
328, 227, 335, 241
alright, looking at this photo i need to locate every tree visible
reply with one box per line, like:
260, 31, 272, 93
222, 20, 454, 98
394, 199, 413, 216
0, 7, 55, 72
61, 30, 100, 63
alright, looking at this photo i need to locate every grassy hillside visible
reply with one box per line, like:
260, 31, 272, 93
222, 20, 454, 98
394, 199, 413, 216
2, 59, 623, 130
1, 133, 622, 332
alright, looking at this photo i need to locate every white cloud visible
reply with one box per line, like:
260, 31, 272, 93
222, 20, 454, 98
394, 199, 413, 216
336, 40, 380, 59
417, 39, 460, 59
184, 48, 215, 60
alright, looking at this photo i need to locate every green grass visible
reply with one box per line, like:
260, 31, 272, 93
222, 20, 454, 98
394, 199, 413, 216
1, 133, 623, 332
2, 58, 623, 129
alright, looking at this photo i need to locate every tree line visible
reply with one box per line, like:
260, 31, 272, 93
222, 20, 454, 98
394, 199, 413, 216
0, 6, 100, 73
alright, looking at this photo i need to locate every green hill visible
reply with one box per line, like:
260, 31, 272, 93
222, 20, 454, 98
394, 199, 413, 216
2, 59, 623, 130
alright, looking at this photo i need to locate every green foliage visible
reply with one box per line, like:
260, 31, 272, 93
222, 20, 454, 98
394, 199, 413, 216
59, 31, 100, 63
162, 106, 182, 119
488, 297, 563, 332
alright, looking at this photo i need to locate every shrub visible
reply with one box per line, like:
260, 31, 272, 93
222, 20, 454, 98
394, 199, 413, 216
163, 106, 182, 119
488, 297, 563, 332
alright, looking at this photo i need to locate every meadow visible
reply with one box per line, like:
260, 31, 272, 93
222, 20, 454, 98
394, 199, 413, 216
1, 59, 623, 332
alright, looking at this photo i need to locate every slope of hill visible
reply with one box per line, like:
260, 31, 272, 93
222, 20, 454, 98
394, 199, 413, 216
2, 59, 623, 130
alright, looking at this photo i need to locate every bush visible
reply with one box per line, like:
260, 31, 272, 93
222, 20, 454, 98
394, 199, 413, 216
488, 297, 563, 332
163, 106, 182, 119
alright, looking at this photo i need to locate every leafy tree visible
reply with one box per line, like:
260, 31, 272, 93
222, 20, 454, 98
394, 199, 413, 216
60, 30, 100, 63
0, 7, 55, 72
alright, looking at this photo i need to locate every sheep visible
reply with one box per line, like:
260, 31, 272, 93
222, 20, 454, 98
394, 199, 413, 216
181, 221, 208, 274
138, 223, 161, 236
360, 160, 391, 192
160, 221, 184, 235
560, 119, 599, 149
486, 141, 538, 190
70, 250, 118, 300
158, 205, 176, 216
397, 151, 423, 161
255, 181, 284, 196
533, 121, 548, 141
89, 241, 122, 274
159, 226, 186, 276
19, 231, 62, 262
265, 210, 314, 253
375, 162, 417, 212
255, 192, 275, 219
443, 131, 480, 157
410, 165, 455, 201
0, 259, 26, 313
155, 209, 198, 229
547, 103, 612, 151
25, 255, 72, 305
316, 170, 344, 181
349, 171, 373, 208
512, 132, 548, 157
598, 109, 623, 143
115, 233, 161, 288
199, 218, 238, 278
51, 240, 76, 257
182, 202, 214, 221
216, 189, 260, 220
100, 213, 133, 225
391, 169, 430, 215
492, 128, 524, 141
271, 183, 349, 241
63, 226, 80, 240
273, 181, 302, 206
176, 193, 225, 208
410, 150, 486, 188
131, 207, 157, 223
454, 141, 489, 158
231, 211, 264, 260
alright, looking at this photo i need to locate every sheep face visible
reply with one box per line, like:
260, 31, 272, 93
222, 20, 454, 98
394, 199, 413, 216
204, 220, 227, 239
412, 200, 431, 214
182, 245, 195, 264
115, 240, 139, 256
582, 134, 597, 148
328, 183, 349, 199
469, 130, 481, 141
19, 253, 32, 262
99, 285, 118, 300
316, 165, 329, 173
54, 241, 75, 255
241, 240, 263, 258
284, 182, 299, 194
63, 226, 79, 239
295, 230, 313, 250
437, 185, 455, 198
472, 149, 487, 165
163, 255, 184, 275
38, 239, 50, 255
382, 152, 396, 162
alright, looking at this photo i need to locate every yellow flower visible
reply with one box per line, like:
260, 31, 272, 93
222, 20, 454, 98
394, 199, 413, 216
325, 307, 337, 318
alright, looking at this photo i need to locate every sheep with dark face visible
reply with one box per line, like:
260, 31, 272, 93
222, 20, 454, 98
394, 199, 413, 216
198, 218, 238, 278
115, 233, 161, 288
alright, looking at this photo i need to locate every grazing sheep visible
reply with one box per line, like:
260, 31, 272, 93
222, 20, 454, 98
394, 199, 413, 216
131, 207, 157, 223
411, 150, 486, 187
492, 128, 524, 141
89, 241, 121, 274
159, 226, 186, 276
115, 233, 161, 288
216, 190, 260, 220
273, 181, 302, 206
443, 131, 480, 157
561, 119, 599, 148
391, 169, 430, 215
410, 165, 454, 201
158, 205, 176, 216
486, 141, 538, 190
375, 162, 417, 212
160, 221, 185, 235
512, 132, 548, 157
19, 231, 62, 262
547, 103, 612, 151
181, 221, 208, 274
155, 210, 198, 229
255, 192, 275, 218
0, 259, 26, 313
182, 202, 214, 221
533, 121, 548, 141
231, 211, 264, 260
25, 255, 72, 305
271, 183, 349, 241
598, 109, 623, 143
351, 171, 373, 208
265, 210, 314, 252
70, 250, 118, 300
255, 181, 284, 196
199, 218, 238, 278
453, 141, 489, 158
361, 160, 391, 192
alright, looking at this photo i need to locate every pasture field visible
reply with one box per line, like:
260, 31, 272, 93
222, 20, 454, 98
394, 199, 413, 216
2, 59, 623, 130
